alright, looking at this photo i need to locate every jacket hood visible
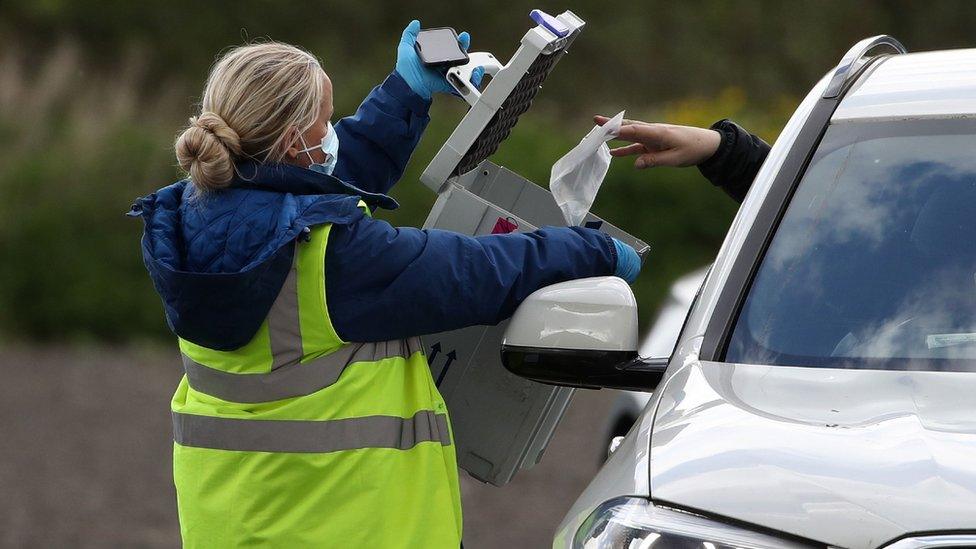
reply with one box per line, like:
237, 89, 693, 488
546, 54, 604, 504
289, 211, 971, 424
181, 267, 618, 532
129, 162, 395, 350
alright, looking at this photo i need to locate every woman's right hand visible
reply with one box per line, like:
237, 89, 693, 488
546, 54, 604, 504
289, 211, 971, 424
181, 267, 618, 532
396, 20, 481, 100
594, 115, 721, 169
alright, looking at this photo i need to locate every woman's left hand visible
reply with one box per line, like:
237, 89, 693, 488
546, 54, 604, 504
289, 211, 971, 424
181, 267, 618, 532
396, 20, 482, 100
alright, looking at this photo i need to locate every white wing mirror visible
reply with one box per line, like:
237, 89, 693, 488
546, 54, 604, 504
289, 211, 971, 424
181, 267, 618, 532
501, 277, 665, 391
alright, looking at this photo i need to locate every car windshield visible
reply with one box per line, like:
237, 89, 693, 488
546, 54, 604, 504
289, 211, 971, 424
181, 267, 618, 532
726, 119, 976, 371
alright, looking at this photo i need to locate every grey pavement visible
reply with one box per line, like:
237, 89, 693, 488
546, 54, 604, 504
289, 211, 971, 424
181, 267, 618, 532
0, 345, 616, 548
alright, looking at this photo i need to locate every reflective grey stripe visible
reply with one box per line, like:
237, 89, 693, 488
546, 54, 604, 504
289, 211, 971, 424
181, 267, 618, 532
266, 249, 303, 370
173, 409, 451, 453
182, 337, 423, 403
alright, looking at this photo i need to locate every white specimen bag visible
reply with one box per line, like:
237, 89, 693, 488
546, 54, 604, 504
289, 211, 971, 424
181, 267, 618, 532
549, 110, 625, 226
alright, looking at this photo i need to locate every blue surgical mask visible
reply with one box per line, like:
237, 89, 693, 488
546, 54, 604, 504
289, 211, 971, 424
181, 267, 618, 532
299, 121, 339, 176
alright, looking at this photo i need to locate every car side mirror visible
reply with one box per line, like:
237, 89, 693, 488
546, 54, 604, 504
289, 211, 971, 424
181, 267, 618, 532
501, 277, 667, 391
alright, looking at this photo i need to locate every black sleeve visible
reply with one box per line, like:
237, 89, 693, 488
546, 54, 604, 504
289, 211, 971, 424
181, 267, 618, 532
697, 119, 771, 204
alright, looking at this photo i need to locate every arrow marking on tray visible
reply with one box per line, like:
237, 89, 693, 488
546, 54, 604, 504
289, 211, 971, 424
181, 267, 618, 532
428, 342, 441, 362
435, 350, 458, 387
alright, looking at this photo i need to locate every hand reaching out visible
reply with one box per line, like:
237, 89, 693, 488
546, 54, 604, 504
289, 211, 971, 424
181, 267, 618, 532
594, 115, 721, 169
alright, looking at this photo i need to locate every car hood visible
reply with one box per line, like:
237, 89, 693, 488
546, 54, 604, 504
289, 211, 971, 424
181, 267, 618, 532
650, 360, 976, 549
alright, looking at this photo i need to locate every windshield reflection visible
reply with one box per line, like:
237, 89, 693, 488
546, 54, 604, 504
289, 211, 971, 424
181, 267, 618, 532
727, 120, 976, 370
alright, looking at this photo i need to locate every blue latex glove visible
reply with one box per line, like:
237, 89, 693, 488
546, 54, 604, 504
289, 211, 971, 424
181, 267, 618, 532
396, 20, 484, 100
612, 238, 641, 283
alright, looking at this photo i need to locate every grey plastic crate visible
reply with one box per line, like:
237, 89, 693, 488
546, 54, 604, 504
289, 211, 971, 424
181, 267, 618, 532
421, 164, 648, 486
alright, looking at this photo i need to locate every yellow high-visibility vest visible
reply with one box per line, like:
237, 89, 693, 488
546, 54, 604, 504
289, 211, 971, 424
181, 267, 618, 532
171, 212, 462, 548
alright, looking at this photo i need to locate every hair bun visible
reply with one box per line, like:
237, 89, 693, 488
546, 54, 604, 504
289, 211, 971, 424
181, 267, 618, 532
192, 112, 243, 156
175, 112, 242, 191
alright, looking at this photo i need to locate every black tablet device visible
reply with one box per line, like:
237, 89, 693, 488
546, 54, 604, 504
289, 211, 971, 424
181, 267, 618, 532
415, 27, 469, 68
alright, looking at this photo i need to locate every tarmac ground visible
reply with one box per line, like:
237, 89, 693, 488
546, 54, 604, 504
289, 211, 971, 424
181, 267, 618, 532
0, 345, 618, 548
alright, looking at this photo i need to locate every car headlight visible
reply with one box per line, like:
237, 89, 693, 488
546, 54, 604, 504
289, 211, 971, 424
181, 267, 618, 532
574, 497, 814, 549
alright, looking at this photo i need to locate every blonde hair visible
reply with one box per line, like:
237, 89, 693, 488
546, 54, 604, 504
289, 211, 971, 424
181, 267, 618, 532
175, 42, 326, 191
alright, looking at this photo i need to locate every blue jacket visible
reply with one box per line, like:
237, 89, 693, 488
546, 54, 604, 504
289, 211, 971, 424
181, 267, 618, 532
131, 72, 618, 350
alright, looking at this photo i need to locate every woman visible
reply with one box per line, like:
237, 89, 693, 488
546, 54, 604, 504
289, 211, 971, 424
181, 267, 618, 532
130, 21, 640, 548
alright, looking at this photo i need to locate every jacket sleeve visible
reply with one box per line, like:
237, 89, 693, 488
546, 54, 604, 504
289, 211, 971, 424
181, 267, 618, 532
324, 216, 618, 342
697, 119, 771, 203
332, 71, 431, 196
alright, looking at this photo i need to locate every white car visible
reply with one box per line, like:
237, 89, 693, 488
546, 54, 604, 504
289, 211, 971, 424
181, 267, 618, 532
601, 266, 709, 456
501, 36, 976, 548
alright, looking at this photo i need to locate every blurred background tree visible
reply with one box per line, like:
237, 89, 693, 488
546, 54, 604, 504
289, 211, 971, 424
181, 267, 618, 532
2, 0, 976, 343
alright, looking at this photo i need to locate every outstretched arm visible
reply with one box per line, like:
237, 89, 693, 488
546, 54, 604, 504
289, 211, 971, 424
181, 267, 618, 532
595, 115, 771, 204
324, 216, 628, 342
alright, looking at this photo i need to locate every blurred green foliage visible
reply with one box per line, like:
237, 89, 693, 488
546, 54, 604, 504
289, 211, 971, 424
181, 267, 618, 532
1, 0, 974, 342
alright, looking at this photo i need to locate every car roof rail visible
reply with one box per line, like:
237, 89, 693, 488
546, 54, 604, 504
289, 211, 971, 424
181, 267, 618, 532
823, 35, 907, 99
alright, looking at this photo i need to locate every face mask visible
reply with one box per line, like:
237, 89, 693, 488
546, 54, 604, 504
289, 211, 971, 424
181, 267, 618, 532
298, 121, 339, 176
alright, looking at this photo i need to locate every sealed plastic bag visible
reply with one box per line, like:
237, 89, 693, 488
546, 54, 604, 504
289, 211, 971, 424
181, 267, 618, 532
549, 111, 625, 226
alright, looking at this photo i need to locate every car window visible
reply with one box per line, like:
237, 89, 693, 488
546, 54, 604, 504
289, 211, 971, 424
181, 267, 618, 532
639, 267, 708, 358
726, 119, 976, 371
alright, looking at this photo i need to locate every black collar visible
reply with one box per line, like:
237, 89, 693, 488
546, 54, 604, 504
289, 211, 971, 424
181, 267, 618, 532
231, 162, 399, 210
